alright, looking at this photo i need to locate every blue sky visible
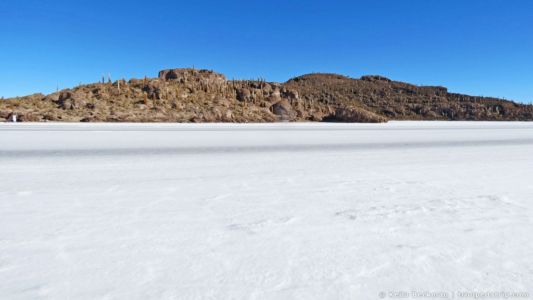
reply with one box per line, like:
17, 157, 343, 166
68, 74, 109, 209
1, 0, 532, 103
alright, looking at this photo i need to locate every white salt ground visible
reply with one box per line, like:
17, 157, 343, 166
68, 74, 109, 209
0, 121, 532, 299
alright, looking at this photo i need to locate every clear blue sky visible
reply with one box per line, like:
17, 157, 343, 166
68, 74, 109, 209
1, 0, 532, 103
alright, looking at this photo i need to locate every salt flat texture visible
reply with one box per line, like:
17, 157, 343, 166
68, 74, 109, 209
0, 121, 532, 299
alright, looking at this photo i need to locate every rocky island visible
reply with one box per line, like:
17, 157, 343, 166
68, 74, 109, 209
1, 68, 532, 122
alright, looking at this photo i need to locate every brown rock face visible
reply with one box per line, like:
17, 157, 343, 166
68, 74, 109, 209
281, 88, 299, 100
330, 106, 388, 123
236, 88, 252, 102
360, 75, 392, 82
57, 91, 87, 109
271, 99, 294, 120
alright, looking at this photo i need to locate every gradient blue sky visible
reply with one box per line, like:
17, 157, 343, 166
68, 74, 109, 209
1, 0, 532, 103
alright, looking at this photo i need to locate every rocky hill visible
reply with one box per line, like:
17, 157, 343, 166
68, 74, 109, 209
1, 68, 532, 122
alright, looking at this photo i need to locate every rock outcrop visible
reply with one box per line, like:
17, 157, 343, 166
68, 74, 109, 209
1, 68, 531, 122
330, 106, 388, 123
158, 68, 226, 85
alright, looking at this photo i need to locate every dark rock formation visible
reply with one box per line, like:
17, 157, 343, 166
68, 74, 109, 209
271, 99, 294, 120
360, 75, 392, 82
158, 68, 226, 85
